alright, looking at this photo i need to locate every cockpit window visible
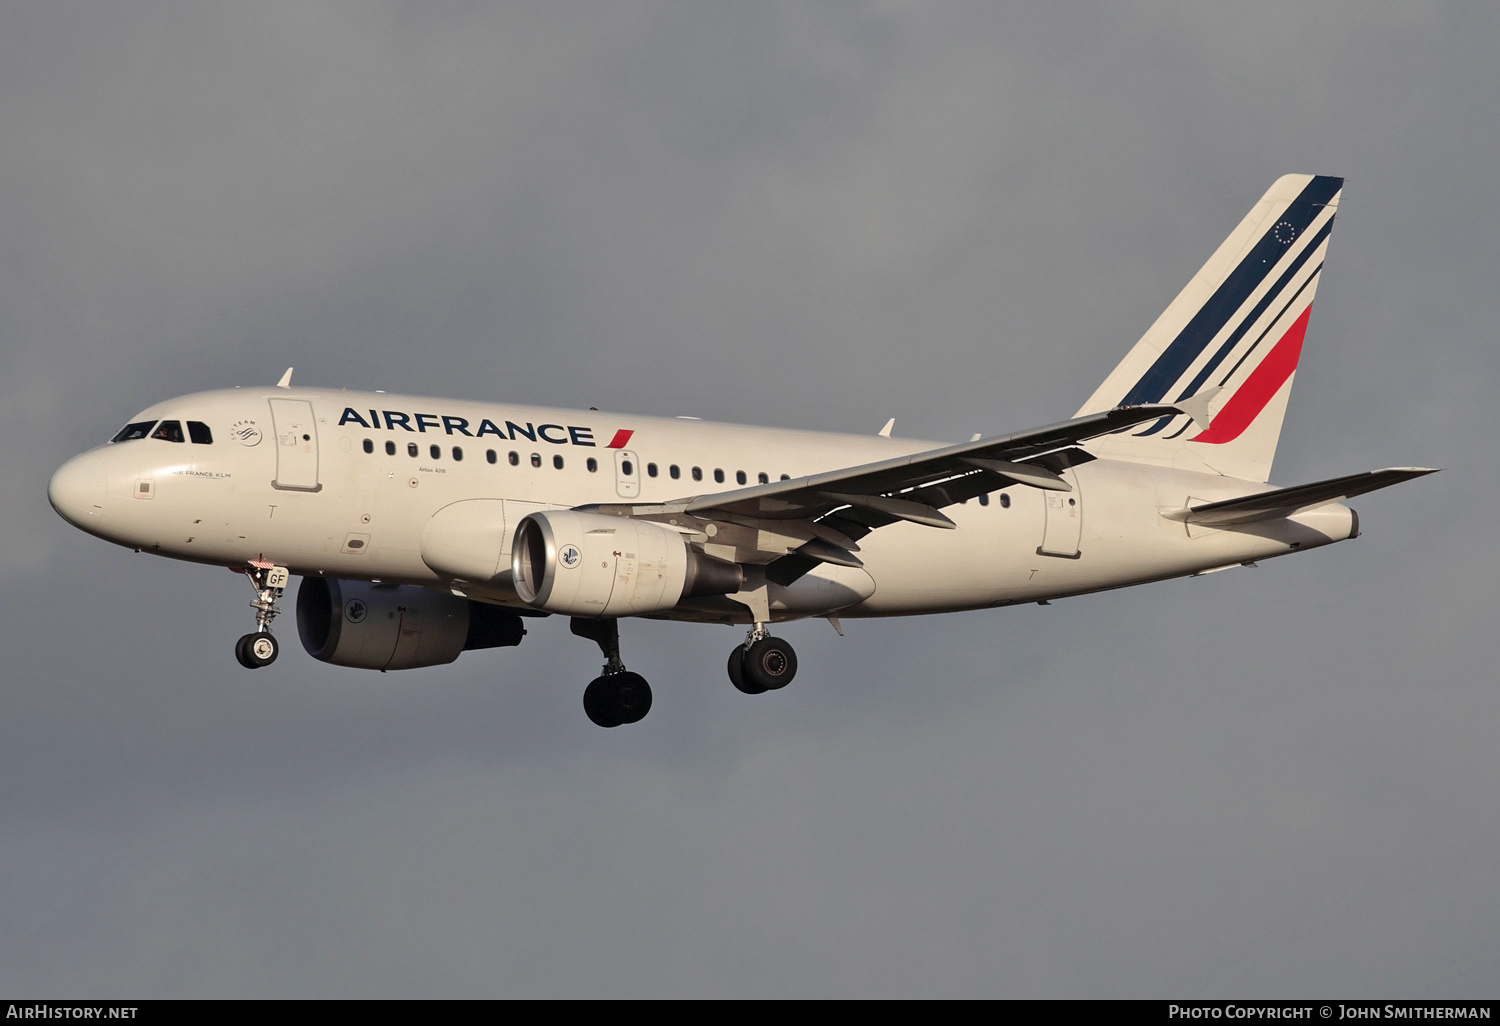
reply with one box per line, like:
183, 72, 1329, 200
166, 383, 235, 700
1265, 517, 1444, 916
151, 420, 185, 443
111, 421, 156, 443
187, 421, 213, 444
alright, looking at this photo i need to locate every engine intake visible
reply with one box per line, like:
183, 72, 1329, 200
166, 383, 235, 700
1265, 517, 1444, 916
296, 577, 525, 671
512, 510, 742, 616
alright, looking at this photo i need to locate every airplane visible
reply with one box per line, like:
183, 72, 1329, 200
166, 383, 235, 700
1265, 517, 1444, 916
48, 173, 1435, 727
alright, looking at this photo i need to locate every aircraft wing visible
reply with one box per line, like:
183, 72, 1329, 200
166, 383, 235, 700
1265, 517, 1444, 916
1163, 467, 1439, 527
582, 404, 1180, 583
680, 403, 1176, 522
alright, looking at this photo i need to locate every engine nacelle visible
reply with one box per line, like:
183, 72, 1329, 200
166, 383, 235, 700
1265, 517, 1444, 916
511, 510, 742, 617
296, 577, 526, 671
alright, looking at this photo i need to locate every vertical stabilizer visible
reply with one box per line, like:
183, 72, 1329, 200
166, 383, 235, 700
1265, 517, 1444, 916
1076, 174, 1343, 482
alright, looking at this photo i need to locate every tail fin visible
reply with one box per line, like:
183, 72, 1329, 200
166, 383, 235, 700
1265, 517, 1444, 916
1076, 174, 1343, 482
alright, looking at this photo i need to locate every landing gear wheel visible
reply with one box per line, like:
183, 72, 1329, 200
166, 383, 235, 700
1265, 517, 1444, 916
743, 637, 797, 692
583, 671, 653, 728
236, 632, 278, 669
728, 646, 766, 695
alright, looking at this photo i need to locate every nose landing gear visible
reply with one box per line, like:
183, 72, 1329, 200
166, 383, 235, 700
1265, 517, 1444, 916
727, 624, 798, 695
571, 617, 653, 728
234, 562, 289, 669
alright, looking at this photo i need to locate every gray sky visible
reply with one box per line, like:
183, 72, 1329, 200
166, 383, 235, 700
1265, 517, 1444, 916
3, 2, 1496, 997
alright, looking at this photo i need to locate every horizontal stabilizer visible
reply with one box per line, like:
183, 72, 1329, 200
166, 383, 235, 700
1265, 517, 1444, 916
1164, 468, 1438, 527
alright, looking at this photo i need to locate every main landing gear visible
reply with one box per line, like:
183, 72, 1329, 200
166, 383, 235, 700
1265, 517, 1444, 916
234, 561, 289, 669
570, 617, 653, 728
727, 624, 798, 695
566, 618, 798, 725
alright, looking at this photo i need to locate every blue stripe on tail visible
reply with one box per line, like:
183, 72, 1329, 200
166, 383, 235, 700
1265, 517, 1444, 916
1117, 175, 1342, 408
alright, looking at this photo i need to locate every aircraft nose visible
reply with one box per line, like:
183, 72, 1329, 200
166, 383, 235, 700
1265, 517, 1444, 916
49, 452, 107, 527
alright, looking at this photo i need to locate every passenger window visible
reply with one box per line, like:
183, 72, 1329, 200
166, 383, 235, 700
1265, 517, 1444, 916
187, 421, 214, 444
508, 451, 519, 466
999, 493, 1011, 509
530, 453, 542, 468
408, 442, 419, 458
486, 450, 497, 464
452, 447, 463, 461
151, 420, 185, 443
692, 467, 702, 482
553, 455, 564, 470
647, 463, 658, 478
978, 493, 989, 507
621, 459, 634, 476
713, 468, 724, 484
736, 470, 747, 485
430, 444, 441, 460
758, 472, 769, 484
111, 421, 156, 443
386, 441, 397, 456
362, 439, 373, 454
586, 457, 598, 472
780, 474, 790, 481
670, 465, 680, 480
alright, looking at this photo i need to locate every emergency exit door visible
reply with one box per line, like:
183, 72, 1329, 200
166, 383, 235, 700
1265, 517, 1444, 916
268, 398, 321, 492
614, 449, 640, 499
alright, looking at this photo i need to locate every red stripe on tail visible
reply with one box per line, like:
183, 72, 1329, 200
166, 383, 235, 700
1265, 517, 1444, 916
1190, 305, 1311, 445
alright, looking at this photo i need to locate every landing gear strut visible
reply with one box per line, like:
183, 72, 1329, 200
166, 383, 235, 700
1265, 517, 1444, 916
727, 623, 798, 695
235, 561, 288, 669
571, 617, 652, 728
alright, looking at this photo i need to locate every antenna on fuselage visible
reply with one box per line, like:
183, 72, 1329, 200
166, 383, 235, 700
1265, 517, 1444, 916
276, 368, 293, 389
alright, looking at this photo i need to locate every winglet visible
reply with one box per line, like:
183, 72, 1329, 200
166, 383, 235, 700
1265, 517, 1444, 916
1174, 386, 1222, 433
878, 418, 894, 438
276, 367, 294, 389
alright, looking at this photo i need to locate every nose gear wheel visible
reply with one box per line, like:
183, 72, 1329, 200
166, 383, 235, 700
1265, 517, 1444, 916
235, 631, 279, 669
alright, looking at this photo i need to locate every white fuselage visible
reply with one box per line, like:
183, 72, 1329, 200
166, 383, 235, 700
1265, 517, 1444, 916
49, 386, 1356, 623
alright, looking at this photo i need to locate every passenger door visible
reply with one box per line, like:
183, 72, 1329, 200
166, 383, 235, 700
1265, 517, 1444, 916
268, 398, 320, 492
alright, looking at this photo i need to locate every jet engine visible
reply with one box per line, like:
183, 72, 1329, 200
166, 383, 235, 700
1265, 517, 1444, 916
296, 577, 526, 671
511, 510, 742, 617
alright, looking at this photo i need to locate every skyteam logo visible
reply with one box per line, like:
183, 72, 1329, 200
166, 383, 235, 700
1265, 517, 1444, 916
337, 408, 634, 448
559, 544, 583, 570
230, 419, 263, 446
